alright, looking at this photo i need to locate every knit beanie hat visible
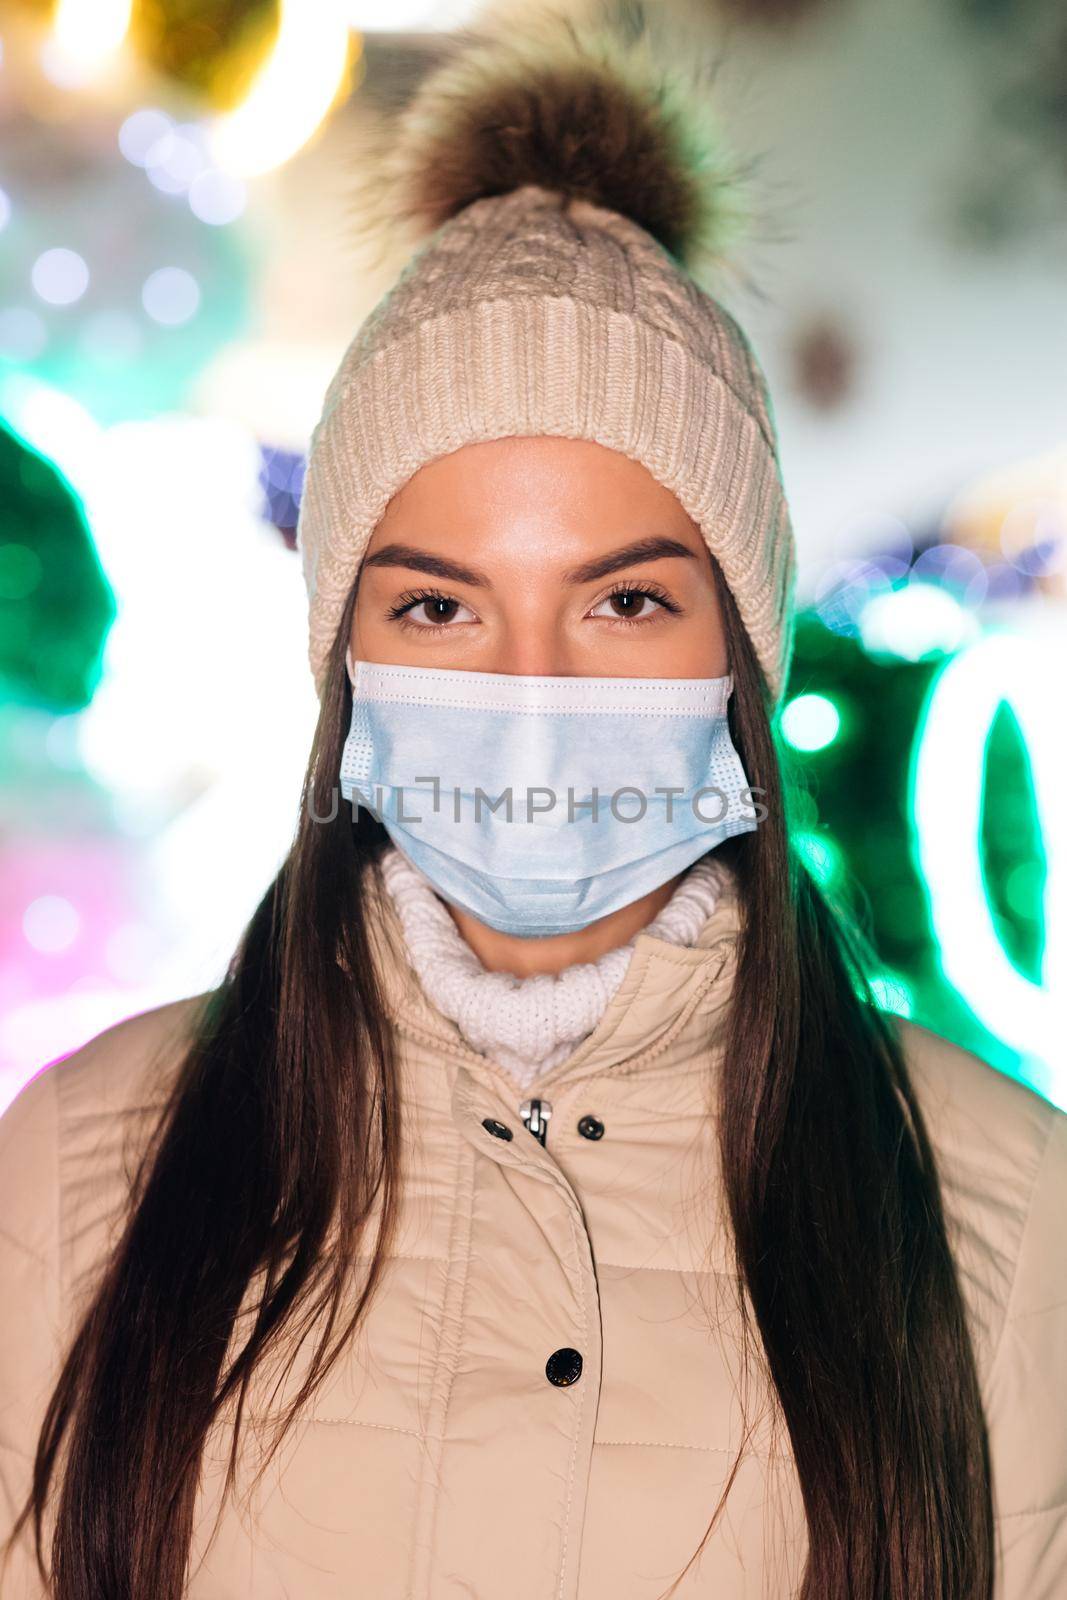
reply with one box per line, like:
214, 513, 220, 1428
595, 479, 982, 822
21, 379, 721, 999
296, 0, 796, 704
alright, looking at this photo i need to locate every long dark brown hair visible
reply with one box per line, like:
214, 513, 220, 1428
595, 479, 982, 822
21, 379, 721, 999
4, 563, 993, 1599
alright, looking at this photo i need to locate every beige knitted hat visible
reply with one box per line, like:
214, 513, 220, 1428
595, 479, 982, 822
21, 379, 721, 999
296, 0, 796, 704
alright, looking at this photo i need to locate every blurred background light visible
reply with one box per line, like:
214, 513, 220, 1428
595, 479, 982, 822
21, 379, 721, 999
1000, 498, 1066, 577
188, 170, 247, 226
141, 267, 200, 327
781, 692, 842, 752
911, 629, 1066, 1094
144, 124, 207, 196
859, 581, 978, 662
208, 0, 356, 178
31, 248, 90, 308
52, 0, 131, 69
119, 108, 174, 168
23, 895, 81, 956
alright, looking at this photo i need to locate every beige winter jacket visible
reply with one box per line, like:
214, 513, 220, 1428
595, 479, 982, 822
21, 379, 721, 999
2, 869, 1066, 1598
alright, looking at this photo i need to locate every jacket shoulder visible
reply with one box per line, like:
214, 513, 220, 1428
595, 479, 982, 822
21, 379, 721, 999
0, 993, 214, 1309
0, 993, 213, 1593
898, 1016, 1055, 1134
898, 1020, 1067, 1552
896, 1019, 1063, 1347
52, 990, 213, 1114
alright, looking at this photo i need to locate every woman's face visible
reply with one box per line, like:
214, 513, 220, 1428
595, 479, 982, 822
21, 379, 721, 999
350, 435, 727, 678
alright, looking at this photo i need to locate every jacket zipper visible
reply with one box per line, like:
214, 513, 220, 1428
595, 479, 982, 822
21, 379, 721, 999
519, 1097, 552, 1146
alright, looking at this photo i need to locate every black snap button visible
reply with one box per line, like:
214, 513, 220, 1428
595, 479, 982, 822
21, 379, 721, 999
577, 1115, 604, 1141
545, 1347, 583, 1387
481, 1117, 513, 1141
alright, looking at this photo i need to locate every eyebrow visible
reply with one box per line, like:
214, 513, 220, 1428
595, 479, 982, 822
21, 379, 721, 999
363, 535, 698, 589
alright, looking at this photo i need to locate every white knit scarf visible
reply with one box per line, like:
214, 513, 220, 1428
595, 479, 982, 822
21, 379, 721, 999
379, 844, 724, 1089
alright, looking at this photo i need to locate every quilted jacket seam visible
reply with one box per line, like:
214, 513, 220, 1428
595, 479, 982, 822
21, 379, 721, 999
594, 1438, 790, 1459
582, 969, 722, 1086
393, 1013, 522, 1102
407, 1135, 476, 1599
554, 1187, 592, 1600
310, 1416, 424, 1436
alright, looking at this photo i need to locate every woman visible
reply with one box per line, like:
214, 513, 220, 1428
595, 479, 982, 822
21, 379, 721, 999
2, 5, 1065, 1597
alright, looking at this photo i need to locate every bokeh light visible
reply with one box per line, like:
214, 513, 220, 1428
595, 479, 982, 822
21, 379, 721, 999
118, 108, 174, 168
188, 170, 246, 227
781, 693, 842, 752
31, 248, 90, 307
23, 895, 81, 955
208, 0, 355, 178
859, 581, 976, 662
141, 267, 200, 327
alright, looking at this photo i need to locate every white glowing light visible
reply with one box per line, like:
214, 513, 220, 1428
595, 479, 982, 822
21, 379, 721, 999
144, 124, 207, 195
188, 170, 247, 226
0, 186, 10, 231
0, 404, 320, 1096
781, 693, 841, 752
72, 414, 320, 988
31, 247, 90, 307
209, 0, 354, 178
911, 628, 1067, 1102
23, 896, 81, 954
49, 0, 131, 77
105, 921, 160, 982
142, 267, 200, 326
0, 374, 102, 492
119, 108, 175, 167
860, 580, 977, 663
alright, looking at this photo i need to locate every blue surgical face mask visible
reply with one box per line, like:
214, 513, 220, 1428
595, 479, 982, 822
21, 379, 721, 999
340, 653, 760, 939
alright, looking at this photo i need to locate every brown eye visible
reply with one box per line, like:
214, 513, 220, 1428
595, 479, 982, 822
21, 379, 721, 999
589, 586, 672, 622
388, 590, 479, 628
609, 591, 650, 618
418, 597, 461, 624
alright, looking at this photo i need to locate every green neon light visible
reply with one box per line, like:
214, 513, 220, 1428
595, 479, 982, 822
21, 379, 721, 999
910, 629, 1066, 1104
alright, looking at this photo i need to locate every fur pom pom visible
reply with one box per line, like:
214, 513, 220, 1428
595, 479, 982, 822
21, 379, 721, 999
349, 0, 750, 284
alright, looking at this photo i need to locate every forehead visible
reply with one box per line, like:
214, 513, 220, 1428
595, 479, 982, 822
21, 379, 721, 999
364, 436, 704, 569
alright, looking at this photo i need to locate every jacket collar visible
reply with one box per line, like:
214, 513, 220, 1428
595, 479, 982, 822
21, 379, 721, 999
362, 858, 742, 1097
